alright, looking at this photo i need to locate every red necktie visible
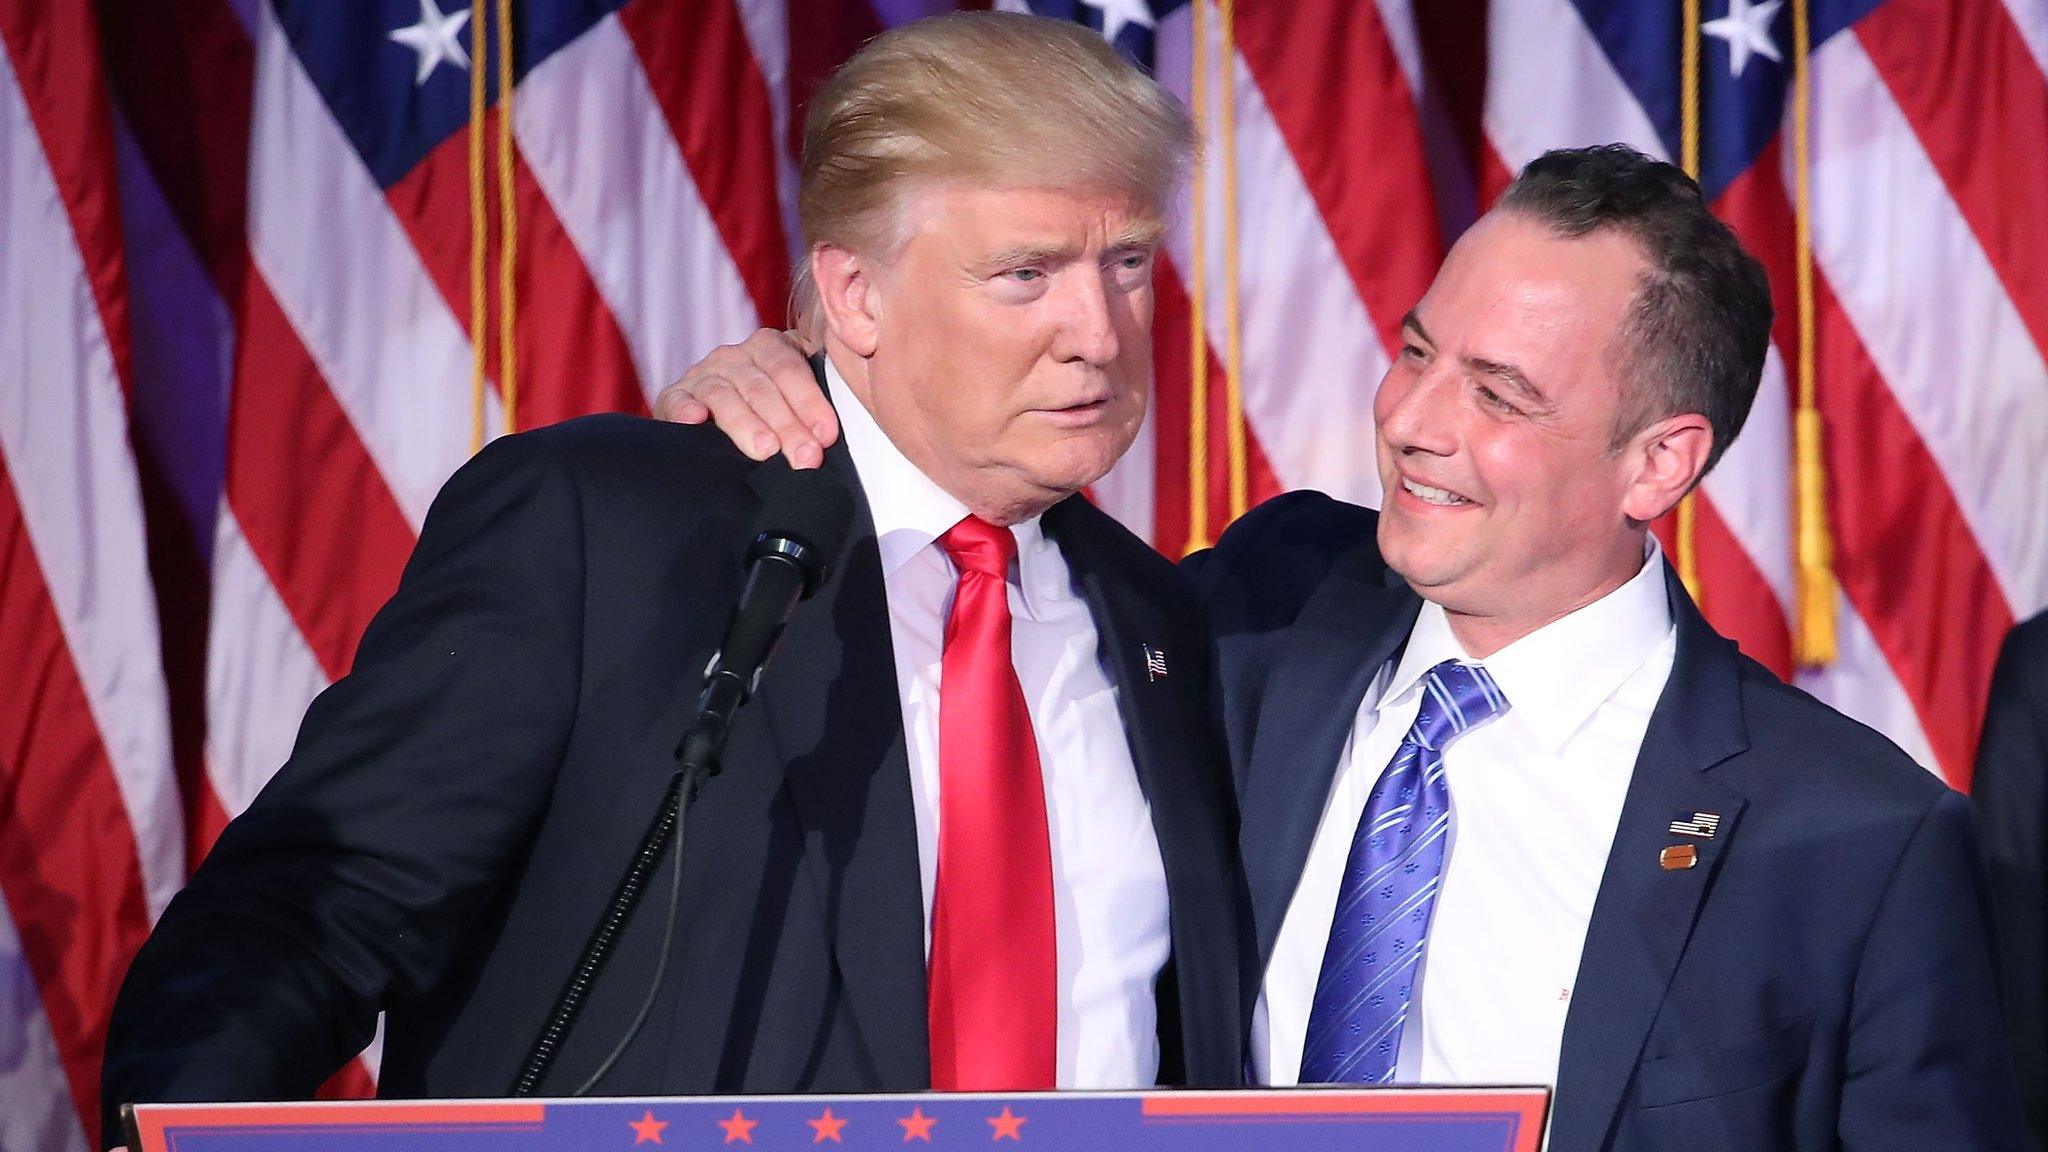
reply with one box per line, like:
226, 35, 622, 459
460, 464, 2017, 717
926, 516, 1057, 1091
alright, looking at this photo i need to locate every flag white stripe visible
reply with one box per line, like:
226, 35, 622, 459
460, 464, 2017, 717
515, 13, 766, 406
1805, 33, 2048, 616
0, 903, 88, 1152
1483, 0, 1666, 168
0, 44, 183, 917
247, 1, 494, 529
1999, 0, 2048, 82
735, 0, 802, 261
203, 508, 335, 814
1157, 5, 1392, 507
1797, 592, 1943, 776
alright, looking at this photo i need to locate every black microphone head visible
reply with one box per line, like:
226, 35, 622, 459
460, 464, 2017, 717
746, 466, 855, 597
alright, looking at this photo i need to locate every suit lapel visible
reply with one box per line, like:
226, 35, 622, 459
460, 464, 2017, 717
1044, 495, 1239, 1082
748, 436, 931, 1088
1239, 552, 1421, 967
1548, 569, 1751, 1152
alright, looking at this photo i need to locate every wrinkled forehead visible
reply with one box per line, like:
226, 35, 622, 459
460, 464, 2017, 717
885, 179, 1168, 260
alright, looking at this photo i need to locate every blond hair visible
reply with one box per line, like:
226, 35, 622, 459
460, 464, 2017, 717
792, 11, 1195, 333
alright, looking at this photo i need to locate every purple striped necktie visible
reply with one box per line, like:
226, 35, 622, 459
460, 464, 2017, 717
1298, 659, 1510, 1084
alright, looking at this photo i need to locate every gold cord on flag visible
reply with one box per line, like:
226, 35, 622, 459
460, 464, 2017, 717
1675, 0, 1703, 602
1791, 0, 1837, 665
1184, 0, 1247, 556
497, 0, 518, 436
468, 1, 520, 454
1219, 0, 1247, 522
468, 3, 488, 454
1185, 0, 1212, 554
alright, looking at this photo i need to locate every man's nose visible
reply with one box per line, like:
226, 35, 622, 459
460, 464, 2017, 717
1379, 369, 1459, 456
1055, 269, 1123, 366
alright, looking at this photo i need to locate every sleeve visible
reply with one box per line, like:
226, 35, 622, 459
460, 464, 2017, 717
1838, 787, 2033, 1152
101, 431, 588, 1141
1972, 625, 2048, 1151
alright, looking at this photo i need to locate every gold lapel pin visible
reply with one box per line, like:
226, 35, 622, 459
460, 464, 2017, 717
1660, 844, 1699, 871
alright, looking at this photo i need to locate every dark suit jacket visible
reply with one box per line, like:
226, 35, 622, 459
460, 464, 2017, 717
1976, 610, 2048, 1151
1188, 491, 2027, 1152
102, 414, 1245, 1144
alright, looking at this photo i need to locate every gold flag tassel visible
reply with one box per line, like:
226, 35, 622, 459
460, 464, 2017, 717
1184, 0, 1212, 554
468, 0, 489, 454
1791, 0, 1837, 665
1219, 0, 1247, 524
497, 0, 518, 435
1674, 0, 1703, 602
468, 1, 521, 455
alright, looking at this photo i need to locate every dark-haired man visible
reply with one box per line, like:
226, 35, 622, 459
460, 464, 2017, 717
663, 144, 2025, 1151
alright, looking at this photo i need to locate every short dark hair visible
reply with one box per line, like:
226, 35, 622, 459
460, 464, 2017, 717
1497, 144, 1773, 476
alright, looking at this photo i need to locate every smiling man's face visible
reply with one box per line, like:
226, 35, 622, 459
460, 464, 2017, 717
1374, 209, 1658, 649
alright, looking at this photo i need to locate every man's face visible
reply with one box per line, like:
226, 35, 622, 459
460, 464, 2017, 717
856, 182, 1158, 520
1374, 210, 1654, 637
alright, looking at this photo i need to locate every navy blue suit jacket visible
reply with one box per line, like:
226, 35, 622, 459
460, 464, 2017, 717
1189, 492, 2026, 1152
102, 415, 1245, 1144
1975, 610, 2048, 1150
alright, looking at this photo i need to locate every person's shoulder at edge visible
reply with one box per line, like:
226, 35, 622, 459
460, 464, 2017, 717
1181, 490, 1390, 634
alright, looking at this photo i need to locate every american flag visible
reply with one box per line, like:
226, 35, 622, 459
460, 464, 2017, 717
2, 0, 2041, 1147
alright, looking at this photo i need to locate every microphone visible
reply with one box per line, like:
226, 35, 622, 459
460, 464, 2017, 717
677, 467, 855, 776
511, 464, 853, 1098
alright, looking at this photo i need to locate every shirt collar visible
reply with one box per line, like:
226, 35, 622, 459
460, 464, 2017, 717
825, 356, 1063, 614
1379, 537, 1675, 754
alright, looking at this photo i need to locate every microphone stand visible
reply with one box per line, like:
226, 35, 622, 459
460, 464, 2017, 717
507, 744, 716, 1097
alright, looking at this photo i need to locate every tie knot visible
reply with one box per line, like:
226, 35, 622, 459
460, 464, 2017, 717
1409, 660, 1509, 752
939, 516, 1017, 578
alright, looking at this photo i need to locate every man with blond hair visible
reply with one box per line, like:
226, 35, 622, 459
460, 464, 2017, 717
100, 12, 1244, 1139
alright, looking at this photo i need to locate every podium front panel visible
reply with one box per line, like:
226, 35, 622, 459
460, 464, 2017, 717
127, 1088, 1548, 1152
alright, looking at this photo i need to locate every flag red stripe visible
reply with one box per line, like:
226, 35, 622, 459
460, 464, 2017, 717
99, 0, 413, 690
1232, 0, 1445, 356
382, 121, 650, 424
1719, 149, 2010, 781
97, 0, 259, 851
1855, 0, 2048, 361
225, 280, 417, 682
0, 457, 153, 1142
621, 0, 793, 327
95, 0, 254, 319
1149, 255, 1285, 556
1654, 496, 1797, 679
1813, 268, 2012, 786
0, 0, 132, 391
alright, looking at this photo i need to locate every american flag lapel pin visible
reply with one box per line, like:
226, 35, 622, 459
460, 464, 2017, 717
1668, 811, 1721, 839
1142, 643, 1168, 682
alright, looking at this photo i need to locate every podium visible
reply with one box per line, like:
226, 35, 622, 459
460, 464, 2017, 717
126, 1088, 1548, 1152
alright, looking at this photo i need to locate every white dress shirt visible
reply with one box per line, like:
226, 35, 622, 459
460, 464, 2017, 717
825, 359, 1171, 1089
1252, 542, 1677, 1089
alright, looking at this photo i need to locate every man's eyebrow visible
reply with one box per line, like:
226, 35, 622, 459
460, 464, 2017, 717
1109, 220, 1167, 250
980, 241, 1078, 269
1400, 310, 1432, 345
1463, 353, 1551, 408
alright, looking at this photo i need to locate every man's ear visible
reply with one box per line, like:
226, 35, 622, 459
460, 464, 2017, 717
811, 244, 881, 358
1621, 412, 1714, 523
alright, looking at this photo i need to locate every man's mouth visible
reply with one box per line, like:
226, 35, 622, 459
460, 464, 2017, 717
1400, 477, 1477, 507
